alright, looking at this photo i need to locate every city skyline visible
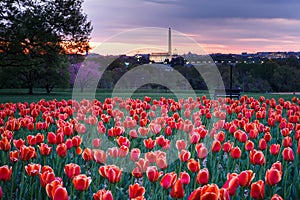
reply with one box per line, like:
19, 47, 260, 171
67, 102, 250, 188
83, 0, 300, 55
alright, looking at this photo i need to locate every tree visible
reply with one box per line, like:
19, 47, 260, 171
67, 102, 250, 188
0, 0, 92, 93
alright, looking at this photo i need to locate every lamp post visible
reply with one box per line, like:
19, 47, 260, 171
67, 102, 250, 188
229, 64, 233, 98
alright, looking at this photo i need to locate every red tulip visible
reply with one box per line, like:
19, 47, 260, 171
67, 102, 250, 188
20, 145, 36, 161
160, 172, 177, 189
271, 194, 284, 200
13, 138, 25, 150
56, 143, 67, 157
270, 144, 280, 155
222, 173, 239, 196
187, 158, 200, 173
258, 138, 267, 151
196, 168, 209, 185
46, 179, 68, 200
230, 146, 241, 159
82, 148, 93, 161
282, 136, 292, 147
245, 140, 254, 151
170, 179, 185, 199
132, 167, 143, 179
195, 143, 208, 159
146, 166, 162, 182
238, 170, 255, 187
64, 163, 81, 179
180, 171, 190, 185
42, 165, 54, 173
222, 141, 233, 152
9, 150, 19, 163
71, 135, 82, 147
72, 174, 92, 191
188, 184, 220, 200
250, 180, 264, 199
47, 132, 56, 145
143, 138, 156, 150
282, 147, 294, 161
211, 140, 221, 152
129, 183, 145, 199
40, 171, 56, 188
179, 150, 191, 162
0, 165, 12, 181
265, 167, 282, 186
25, 163, 41, 176
0, 137, 11, 151
250, 150, 265, 165
93, 189, 113, 200
99, 165, 122, 183
39, 143, 52, 156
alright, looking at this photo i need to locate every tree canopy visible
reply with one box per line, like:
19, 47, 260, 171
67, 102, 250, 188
0, 0, 92, 93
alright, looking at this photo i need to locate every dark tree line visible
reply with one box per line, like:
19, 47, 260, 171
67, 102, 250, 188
0, 0, 92, 93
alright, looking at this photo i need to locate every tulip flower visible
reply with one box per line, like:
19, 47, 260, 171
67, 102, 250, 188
282, 147, 294, 161
222, 173, 239, 196
0, 137, 11, 151
46, 180, 68, 200
40, 171, 56, 188
82, 148, 93, 161
160, 172, 177, 189
39, 143, 52, 156
170, 179, 185, 199
93, 149, 107, 164
258, 138, 267, 151
129, 183, 145, 199
282, 136, 292, 147
188, 184, 220, 200
64, 163, 81, 179
25, 163, 41, 176
180, 171, 190, 185
146, 166, 162, 182
176, 140, 187, 151
56, 143, 67, 157
9, 150, 19, 163
99, 165, 122, 183
187, 158, 200, 173
196, 168, 209, 185
179, 150, 191, 162
93, 189, 113, 200
196, 143, 208, 159
230, 146, 241, 159
143, 138, 156, 150
132, 167, 143, 179
72, 174, 92, 191
130, 148, 140, 161
222, 141, 233, 152
211, 140, 221, 152
250, 180, 264, 199
250, 150, 265, 165
270, 144, 280, 155
238, 170, 255, 187
245, 140, 254, 151
271, 194, 284, 200
0, 165, 12, 181
265, 167, 282, 186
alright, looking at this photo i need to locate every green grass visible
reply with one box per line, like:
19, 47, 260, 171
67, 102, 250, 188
0, 88, 299, 103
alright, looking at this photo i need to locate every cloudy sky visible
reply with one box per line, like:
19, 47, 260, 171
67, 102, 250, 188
83, 0, 300, 55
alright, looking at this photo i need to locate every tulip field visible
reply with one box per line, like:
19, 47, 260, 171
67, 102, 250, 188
0, 95, 300, 199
